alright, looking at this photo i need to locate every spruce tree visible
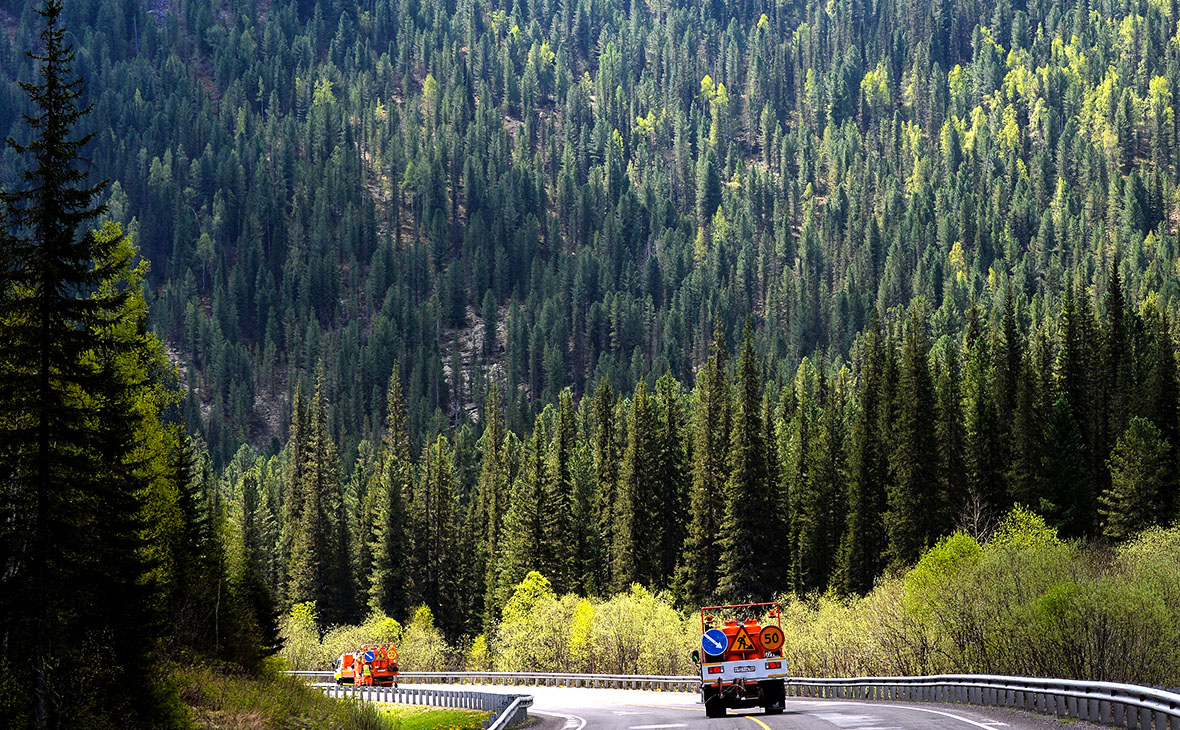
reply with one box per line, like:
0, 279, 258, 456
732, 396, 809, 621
886, 307, 940, 566
591, 378, 621, 590
476, 383, 509, 625
719, 321, 772, 600
678, 325, 730, 605
837, 311, 888, 595
936, 342, 968, 524
496, 418, 546, 605
544, 389, 577, 592
1039, 396, 1089, 535
614, 378, 660, 589
1100, 417, 1173, 541
0, 3, 164, 723
654, 371, 690, 586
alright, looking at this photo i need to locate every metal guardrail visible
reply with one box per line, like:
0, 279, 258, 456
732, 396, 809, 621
313, 682, 532, 729
289, 670, 698, 691
787, 675, 1180, 730
291, 670, 1180, 728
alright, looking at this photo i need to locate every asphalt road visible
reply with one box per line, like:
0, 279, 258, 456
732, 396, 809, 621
516, 686, 1107, 730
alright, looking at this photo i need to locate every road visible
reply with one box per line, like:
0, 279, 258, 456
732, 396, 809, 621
507, 686, 1106, 730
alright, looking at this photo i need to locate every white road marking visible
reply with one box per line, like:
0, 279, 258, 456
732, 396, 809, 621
532, 710, 587, 730
857, 702, 1013, 730
810, 712, 882, 727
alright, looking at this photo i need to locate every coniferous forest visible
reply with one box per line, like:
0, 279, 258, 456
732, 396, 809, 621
6, 0, 1180, 723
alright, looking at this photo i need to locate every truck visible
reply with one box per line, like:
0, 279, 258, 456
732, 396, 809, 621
333, 643, 399, 686
691, 602, 788, 718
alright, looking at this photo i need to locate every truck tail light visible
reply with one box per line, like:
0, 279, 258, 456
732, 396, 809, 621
707, 666, 723, 674
766, 661, 782, 669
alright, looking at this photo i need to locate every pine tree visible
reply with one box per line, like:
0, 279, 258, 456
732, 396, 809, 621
886, 307, 940, 566
367, 376, 411, 619
614, 378, 660, 589
544, 389, 577, 592
591, 379, 621, 590
719, 321, 772, 600
838, 311, 888, 595
1100, 417, 1173, 540
476, 383, 509, 625
279, 380, 309, 602
0, 3, 164, 723
653, 371, 690, 586
497, 417, 546, 605
786, 360, 819, 592
678, 325, 730, 605
1039, 395, 1089, 535
936, 342, 968, 525
287, 372, 344, 625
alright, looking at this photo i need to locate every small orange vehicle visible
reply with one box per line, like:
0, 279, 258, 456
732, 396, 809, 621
333, 643, 399, 686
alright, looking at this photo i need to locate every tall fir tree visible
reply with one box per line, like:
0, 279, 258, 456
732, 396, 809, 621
0, 3, 169, 724
885, 307, 940, 566
543, 389, 578, 592
368, 369, 412, 618
476, 383, 509, 625
613, 378, 661, 589
590, 378, 621, 591
677, 325, 730, 605
497, 417, 546, 606
1100, 417, 1173, 540
719, 321, 773, 600
838, 311, 888, 595
653, 371, 690, 586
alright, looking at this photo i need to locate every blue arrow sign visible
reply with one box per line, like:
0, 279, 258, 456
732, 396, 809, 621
702, 628, 728, 655
363, 650, 375, 662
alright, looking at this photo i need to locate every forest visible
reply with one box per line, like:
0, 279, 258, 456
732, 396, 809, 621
3, 0, 1180, 720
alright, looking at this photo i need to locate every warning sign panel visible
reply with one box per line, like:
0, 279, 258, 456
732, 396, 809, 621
731, 626, 756, 653
760, 625, 785, 652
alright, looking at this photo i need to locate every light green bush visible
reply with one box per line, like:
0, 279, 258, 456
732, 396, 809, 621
400, 605, 448, 670
278, 517, 1180, 686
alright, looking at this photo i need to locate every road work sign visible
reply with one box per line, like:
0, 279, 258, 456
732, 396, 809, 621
731, 626, 756, 653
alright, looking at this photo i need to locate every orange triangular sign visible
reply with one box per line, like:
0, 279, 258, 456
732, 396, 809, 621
732, 626, 756, 653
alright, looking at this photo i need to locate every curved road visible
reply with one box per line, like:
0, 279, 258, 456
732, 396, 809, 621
509, 686, 1105, 730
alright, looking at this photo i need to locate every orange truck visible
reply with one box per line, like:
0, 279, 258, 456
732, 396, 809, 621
691, 602, 788, 717
333, 643, 399, 686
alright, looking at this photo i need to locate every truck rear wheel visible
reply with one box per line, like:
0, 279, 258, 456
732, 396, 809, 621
760, 679, 785, 714
703, 686, 726, 718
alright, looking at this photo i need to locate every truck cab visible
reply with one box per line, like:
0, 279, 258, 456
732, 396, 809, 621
692, 602, 788, 718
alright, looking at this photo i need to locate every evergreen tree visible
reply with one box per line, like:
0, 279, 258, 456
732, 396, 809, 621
0, 4, 168, 723
591, 379, 621, 590
614, 378, 661, 589
886, 307, 940, 566
368, 370, 411, 617
653, 371, 690, 585
678, 325, 730, 605
497, 418, 546, 605
719, 321, 772, 600
544, 389, 577, 592
476, 383, 509, 625
1100, 417, 1173, 541
838, 311, 888, 595
1039, 395, 1089, 535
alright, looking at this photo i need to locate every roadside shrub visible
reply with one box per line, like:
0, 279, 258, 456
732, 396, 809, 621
400, 606, 448, 670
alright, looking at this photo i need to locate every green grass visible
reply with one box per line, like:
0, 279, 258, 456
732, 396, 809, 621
173, 661, 395, 730
376, 705, 491, 730
172, 663, 492, 730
